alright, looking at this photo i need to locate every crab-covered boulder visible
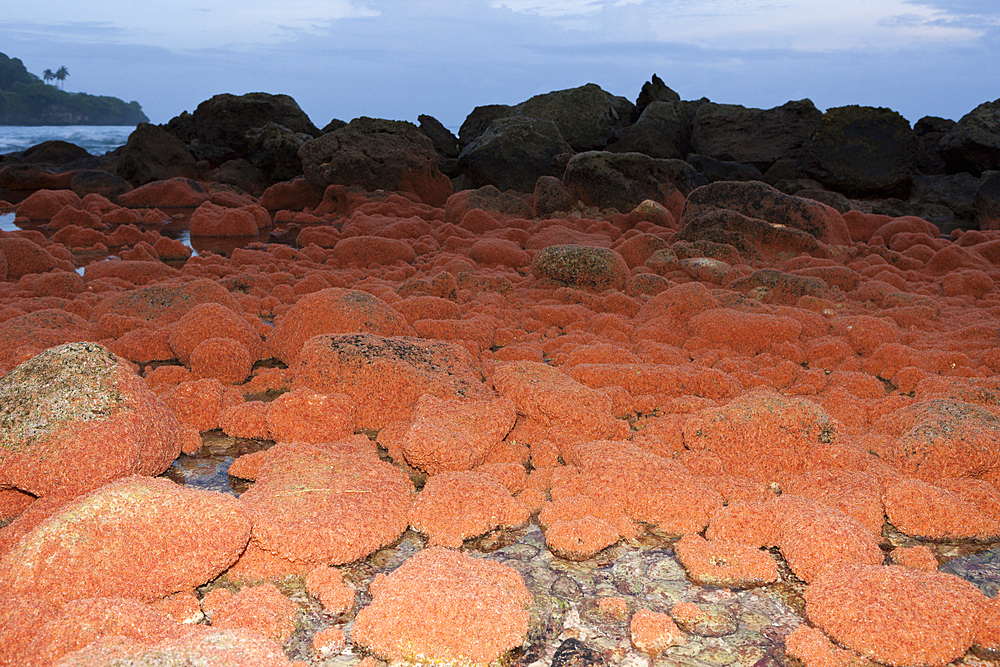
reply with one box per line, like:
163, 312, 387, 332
0, 342, 183, 497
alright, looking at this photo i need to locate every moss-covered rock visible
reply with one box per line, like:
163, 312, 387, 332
531, 244, 629, 291
0, 342, 182, 496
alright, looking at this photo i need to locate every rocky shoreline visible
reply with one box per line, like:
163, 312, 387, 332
2, 77, 998, 231
0, 52, 150, 127
2, 77, 1000, 666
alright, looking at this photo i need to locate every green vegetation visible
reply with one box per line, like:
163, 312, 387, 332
55, 65, 69, 90
0, 52, 148, 126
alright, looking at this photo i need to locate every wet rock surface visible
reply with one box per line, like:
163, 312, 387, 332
4, 81, 1000, 667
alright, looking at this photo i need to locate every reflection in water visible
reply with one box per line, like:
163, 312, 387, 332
176, 229, 198, 257
159, 431, 271, 496
188, 230, 273, 257
0, 212, 16, 233
0, 207, 320, 269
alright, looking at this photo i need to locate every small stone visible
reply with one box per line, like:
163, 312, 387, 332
551, 575, 584, 602
551, 638, 607, 667
630, 608, 685, 655
305, 565, 355, 615
596, 596, 629, 620
313, 626, 346, 658
545, 516, 622, 561
668, 601, 738, 637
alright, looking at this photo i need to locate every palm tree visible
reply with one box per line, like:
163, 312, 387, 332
55, 65, 69, 90
43, 69, 55, 85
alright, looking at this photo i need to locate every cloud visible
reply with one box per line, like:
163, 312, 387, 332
490, 0, 606, 18
3, 1, 380, 49
486, 0, 988, 49
907, 0, 1000, 16
1, 0, 996, 128
2, 20, 132, 43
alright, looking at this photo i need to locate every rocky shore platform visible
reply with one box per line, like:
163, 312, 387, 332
2, 78, 1000, 666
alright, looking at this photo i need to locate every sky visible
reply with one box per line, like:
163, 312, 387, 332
2, 0, 998, 131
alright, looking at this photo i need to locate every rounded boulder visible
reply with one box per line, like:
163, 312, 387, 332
806, 563, 984, 667
0, 476, 251, 604
267, 288, 414, 365
0, 342, 183, 496
532, 244, 629, 291
352, 547, 531, 666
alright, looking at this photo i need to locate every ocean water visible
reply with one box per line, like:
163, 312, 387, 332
0, 126, 136, 156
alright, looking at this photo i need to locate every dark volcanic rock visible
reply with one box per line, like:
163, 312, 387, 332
551, 638, 607, 667
607, 99, 699, 160
418, 114, 460, 159
459, 104, 513, 146
562, 151, 707, 213
459, 84, 634, 153
686, 154, 763, 183
115, 122, 198, 186
162, 110, 196, 143
910, 172, 980, 221
244, 121, 310, 182
320, 118, 348, 134
634, 73, 681, 119
975, 170, 1000, 230
939, 99, 1000, 175
914, 115, 956, 174
210, 159, 267, 196
457, 116, 572, 193
533, 176, 576, 217
21, 140, 91, 164
762, 158, 805, 185
444, 184, 534, 224
691, 99, 822, 170
799, 105, 917, 196
298, 117, 453, 206
794, 187, 854, 214
70, 170, 133, 202
511, 83, 635, 152
916, 115, 958, 135
186, 92, 320, 157
0, 165, 73, 191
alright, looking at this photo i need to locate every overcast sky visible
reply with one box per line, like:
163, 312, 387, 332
2, 0, 998, 130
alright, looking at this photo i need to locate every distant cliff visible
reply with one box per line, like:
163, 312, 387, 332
0, 52, 149, 126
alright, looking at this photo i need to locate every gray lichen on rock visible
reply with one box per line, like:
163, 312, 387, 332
531, 244, 629, 291
0, 342, 126, 452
